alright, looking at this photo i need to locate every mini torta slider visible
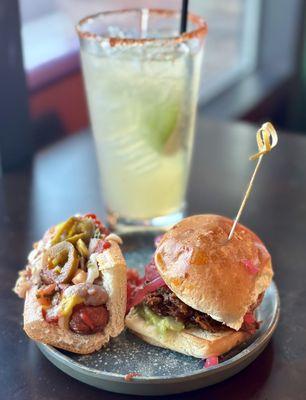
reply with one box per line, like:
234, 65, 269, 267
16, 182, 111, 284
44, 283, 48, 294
126, 122, 278, 360
126, 214, 273, 359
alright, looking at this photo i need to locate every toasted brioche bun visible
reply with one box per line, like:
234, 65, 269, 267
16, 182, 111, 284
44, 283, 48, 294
155, 214, 273, 330
126, 308, 250, 359
23, 240, 126, 354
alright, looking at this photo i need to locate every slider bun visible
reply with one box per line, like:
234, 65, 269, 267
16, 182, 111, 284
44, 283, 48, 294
23, 240, 126, 354
155, 214, 273, 330
126, 308, 250, 359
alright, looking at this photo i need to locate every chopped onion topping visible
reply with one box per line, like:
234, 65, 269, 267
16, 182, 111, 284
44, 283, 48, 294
72, 269, 87, 285
89, 238, 99, 255
87, 256, 99, 284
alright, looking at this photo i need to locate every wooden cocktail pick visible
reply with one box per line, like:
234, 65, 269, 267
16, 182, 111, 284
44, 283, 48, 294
227, 122, 278, 241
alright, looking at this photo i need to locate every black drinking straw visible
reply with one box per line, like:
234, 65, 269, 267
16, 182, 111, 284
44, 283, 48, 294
180, 0, 189, 34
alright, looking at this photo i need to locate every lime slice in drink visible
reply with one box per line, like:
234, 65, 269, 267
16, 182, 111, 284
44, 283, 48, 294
136, 78, 182, 152
143, 97, 180, 152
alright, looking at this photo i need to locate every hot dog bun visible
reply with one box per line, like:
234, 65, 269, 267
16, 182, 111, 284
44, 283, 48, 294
23, 239, 126, 354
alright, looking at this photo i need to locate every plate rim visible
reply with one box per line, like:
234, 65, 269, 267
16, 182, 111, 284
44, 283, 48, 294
37, 280, 280, 384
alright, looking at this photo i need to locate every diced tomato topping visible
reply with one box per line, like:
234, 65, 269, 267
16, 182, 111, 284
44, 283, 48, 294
84, 213, 109, 235
94, 240, 111, 253
103, 241, 111, 250
204, 356, 219, 368
96, 221, 109, 233
242, 259, 259, 275
84, 213, 97, 220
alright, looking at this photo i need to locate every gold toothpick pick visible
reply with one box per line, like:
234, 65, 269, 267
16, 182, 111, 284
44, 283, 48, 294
228, 122, 278, 241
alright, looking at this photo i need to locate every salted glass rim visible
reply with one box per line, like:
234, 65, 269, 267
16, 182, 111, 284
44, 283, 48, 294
76, 8, 208, 46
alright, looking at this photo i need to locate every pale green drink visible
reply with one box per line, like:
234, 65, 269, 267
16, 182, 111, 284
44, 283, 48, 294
77, 10, 207, 230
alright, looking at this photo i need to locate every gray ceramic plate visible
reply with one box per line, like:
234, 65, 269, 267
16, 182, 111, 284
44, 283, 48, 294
37, 232, 280, 396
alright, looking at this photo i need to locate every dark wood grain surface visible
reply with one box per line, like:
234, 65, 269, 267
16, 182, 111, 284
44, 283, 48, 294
1, 118, 305, 399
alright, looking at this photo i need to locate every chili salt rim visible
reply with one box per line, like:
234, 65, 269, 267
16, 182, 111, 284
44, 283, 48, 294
76, 8, 208, 47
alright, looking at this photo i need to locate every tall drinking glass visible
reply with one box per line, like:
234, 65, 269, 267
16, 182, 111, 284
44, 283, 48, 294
77, 9, 207, 231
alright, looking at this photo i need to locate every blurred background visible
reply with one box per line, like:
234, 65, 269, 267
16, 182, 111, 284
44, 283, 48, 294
1, 0, 305, 170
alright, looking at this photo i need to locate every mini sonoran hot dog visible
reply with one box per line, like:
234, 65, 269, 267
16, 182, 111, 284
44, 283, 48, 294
14, 213, 127, 354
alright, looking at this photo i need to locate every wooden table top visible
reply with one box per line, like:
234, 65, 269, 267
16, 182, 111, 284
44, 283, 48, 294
1, 118, 305, 399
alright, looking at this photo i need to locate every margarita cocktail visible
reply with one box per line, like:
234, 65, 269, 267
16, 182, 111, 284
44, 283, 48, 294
77, 9, 207, 230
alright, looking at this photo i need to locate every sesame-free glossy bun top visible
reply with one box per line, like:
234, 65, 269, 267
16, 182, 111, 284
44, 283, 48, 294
155, 214, 273, 330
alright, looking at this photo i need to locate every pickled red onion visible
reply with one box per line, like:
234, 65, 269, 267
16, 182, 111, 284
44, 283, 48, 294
242, 259, 259, 275
204, 356, 219, 368
244, 312, 256, 325
127, 268, 144, 286
124, 372, 141, 381
145, 276, 165, 292
144, 259, 160, 281
154, 235, 164, 247
127, 276, 166, 311
126, 257, 165, 313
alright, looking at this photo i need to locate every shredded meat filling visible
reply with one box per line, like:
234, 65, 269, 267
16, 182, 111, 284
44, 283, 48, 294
143, 287, 263, 333
143, 287, 230, 333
